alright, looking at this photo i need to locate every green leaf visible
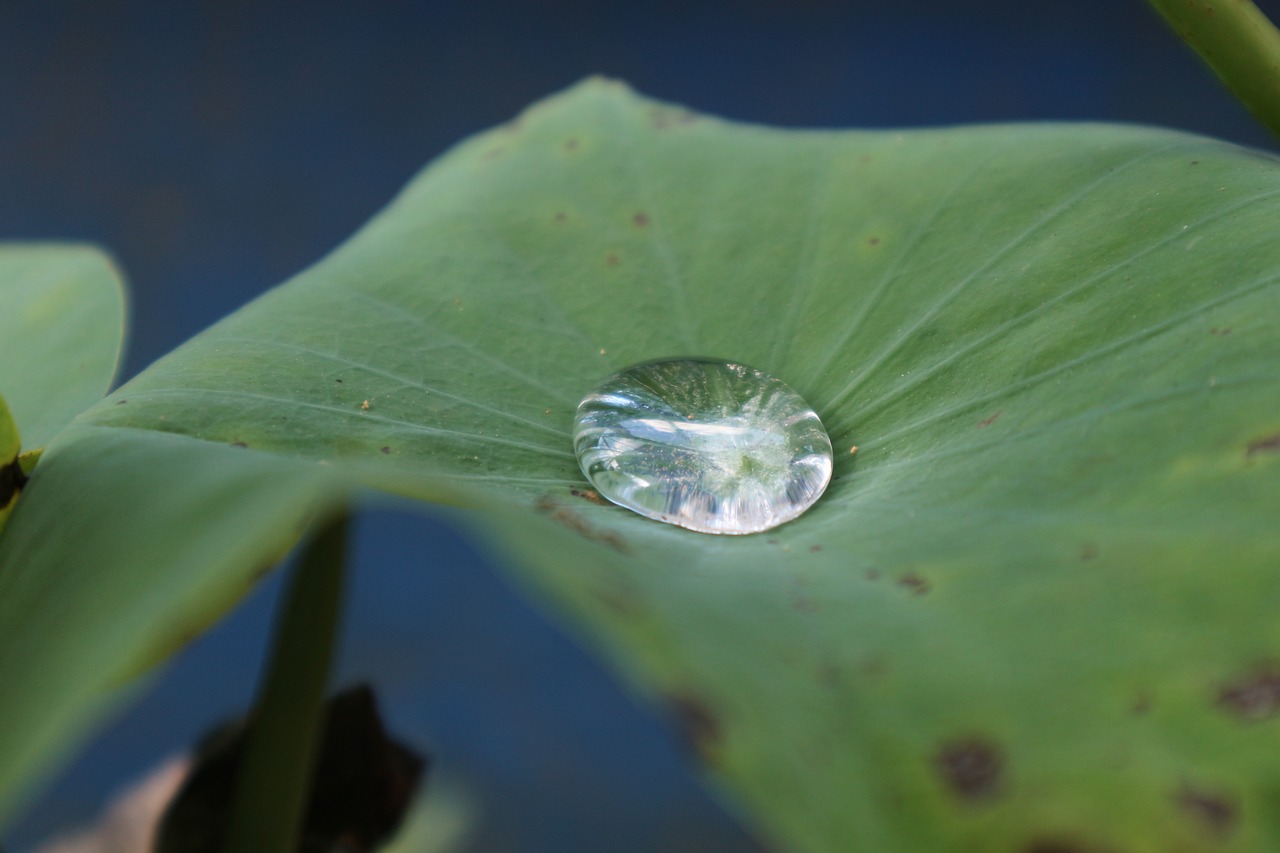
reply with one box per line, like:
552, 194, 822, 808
11, 80, 1280, 849
0, 426, 346, 827
0, 244, 127, 449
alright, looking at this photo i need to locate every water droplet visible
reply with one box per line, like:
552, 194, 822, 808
573, 358, 832, 534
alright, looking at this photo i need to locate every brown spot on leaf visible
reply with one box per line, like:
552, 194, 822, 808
116, 398, 128, 404
1131, 692, 1153, 715
229, 441, 248, 449
1190, 160, 1200, 165
897, 572, 931, 595
865, 569, 881, 581
809, 544, 822, 553
605, 253, 620, 267
1080, 542, 1099, 561
934, 737, 1005, 802
1209, 326, 1232, 335
563, 137, 579, 151
380, 446, 391, 455
570, 487, 605, 505
334, 379, 343, 384
978, 411, 1002, 428
867, 236, 881, 246
534, 495, 629, 553
1218, 668, 1280, 719
666, 693, 722, 762
1246, 432, 1280, 460
632, 212, 650, 227
1176, 781, 1238, 837
554, 211, 567, 223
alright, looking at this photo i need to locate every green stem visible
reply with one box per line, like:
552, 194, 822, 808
220, 511, 349, 853
1148, 0, 1280, 141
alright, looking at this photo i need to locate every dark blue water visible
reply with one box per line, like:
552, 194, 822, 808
0, 2, 1275, 850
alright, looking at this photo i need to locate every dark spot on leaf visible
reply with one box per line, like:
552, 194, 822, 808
897, 572, 931, 595
554, 211, 567, 223
563, 137, 579, 151
1209, 326, 1232, 335
115, 398, 128, 404
1131, 692, 1153, 715
570, 487, 605, 505
380, 446, 391, 455
1218, 668, 1280, 719
666, 692, 722, 762
809, 544, 822, 553
1190, 159, 1200, 165
606, 253, 620, 267
229, 441, 248, 449
1246, 432, 1280, 460
978, 411, 1002, 428
867, 236, 881, 246
534, 495, 629, 553
0, 456, 27, 507
865, 569, 881, 581
934, 737, 1004, 802
1080, 542, 1099, 561
767, 538, 779, 545
1176, 781, 1238, 837
632, 212, 650, 227
334, 378, 343, 384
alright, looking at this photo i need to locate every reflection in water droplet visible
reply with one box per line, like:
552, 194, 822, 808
573, 358, 833, 534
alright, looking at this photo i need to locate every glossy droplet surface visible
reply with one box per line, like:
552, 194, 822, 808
573, 358, 833, 534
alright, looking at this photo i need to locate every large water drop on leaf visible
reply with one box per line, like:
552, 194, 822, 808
573, 358, 833, 534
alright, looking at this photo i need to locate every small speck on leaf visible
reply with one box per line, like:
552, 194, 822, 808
978, 411, 1002, 428
1080, 543, 1099, 561
606, 253, 620, 267
934, 737, 1004, 802
115, 399, 128, 405
1176, 782, 1237, 837
564, 137, 579, 151
632, 212, 650, 227
666, 693, 722, 762
1209, 326, 1233, 335
1246, 432, 1280, 460
380, 446, 391, 455
897, 573, 931, 595
229, 441, 248, 449
867, 236, 881, 246
360, 400, 371, 411
1218, 668, 1280, 719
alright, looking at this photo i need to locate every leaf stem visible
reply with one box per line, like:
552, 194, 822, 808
1148, 0, 1280, 141
220, 510, 349, 853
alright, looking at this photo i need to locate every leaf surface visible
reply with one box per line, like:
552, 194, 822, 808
9, 81, 1280, 850
0, 245, 126, 448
